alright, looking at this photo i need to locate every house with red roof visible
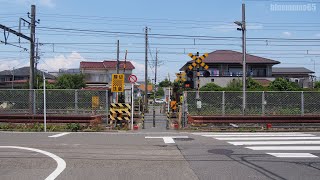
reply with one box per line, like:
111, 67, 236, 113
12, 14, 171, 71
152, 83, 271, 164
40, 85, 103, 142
180, 50, 314, 88
80, 60, 135, 89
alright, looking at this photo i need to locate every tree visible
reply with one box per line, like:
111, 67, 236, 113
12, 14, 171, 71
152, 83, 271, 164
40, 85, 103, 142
268, 78, 301, 91
158, 78, 172, 87
55, 74, 86, 89
315, 81, 320, 89
155, 87, 164, 97
199, 83, 222, 91
226, 79, 242, 91
247, 78, 263, 90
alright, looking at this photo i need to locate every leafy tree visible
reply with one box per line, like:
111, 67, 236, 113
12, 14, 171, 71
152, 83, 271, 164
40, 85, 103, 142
315, 81, 320, 89
55, 74, 86, 89
247, 78, 263, 90
156, 87, 164, 97
200, 83, 222, 91
158, 78, 172, 87
268, 78, 301, 91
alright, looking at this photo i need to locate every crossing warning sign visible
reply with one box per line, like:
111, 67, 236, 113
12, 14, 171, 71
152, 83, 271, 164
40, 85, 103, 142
111, 74, 125, 92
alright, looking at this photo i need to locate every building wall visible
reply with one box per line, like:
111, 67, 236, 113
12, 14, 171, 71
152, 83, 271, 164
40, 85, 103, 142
199, 77, 276, 88
81, 69, 133, 84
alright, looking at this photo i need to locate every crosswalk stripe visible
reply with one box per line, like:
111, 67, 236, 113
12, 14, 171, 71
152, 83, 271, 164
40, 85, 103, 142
229, 141, 320, 145
246, 146, 320, 151
216, 137, 320, 140
267, 153, 318, 158
203, 134, 315, 137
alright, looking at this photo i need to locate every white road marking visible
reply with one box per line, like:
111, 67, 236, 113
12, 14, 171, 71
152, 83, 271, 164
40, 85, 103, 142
202, 134, 315, 137
216, 137, 320, 140
163, 137, 175, 143
229, 141, 320, 145
193, 132, 304, 135
48, 132, 70, 138
267, 153, 318, 158
145, 136, 189, 144
246, 146, 320, 151
0, 146, 66, 180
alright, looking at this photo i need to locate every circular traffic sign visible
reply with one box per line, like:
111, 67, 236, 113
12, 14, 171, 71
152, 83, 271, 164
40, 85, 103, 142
128, 74, 137, 83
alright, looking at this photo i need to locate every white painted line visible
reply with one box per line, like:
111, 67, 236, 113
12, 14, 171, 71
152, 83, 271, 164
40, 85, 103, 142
246, 146, 320, 151
145, 136, 189, 144
229, 141, 320, 146
145, 136, 189, 139
163, 137, 175, 143
48, 132, 70, 138
216, 137, 320, 140
267, 153, 318, 158
0, 146, 66, 180
193, 132, 304, 135
203, 134, 315, 137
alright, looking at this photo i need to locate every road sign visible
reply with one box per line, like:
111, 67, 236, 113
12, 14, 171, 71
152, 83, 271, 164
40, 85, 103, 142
111, 74, 125, 92
92, 96, 99, 108
175, 72, 186, 82
188, 53, 209, 70
128, 74, 137, 83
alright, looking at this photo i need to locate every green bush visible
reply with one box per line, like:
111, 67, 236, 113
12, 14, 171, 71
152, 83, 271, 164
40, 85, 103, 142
66, 123, 81, 132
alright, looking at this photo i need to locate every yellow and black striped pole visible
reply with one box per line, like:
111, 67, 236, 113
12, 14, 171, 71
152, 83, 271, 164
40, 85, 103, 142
141, 112, 145, 129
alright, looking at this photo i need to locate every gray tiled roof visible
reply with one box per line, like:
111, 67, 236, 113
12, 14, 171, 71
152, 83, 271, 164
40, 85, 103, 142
272, 67, 314, 74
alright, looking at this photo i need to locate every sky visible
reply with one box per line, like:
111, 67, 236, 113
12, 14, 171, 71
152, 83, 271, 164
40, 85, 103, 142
0, 0, 320, 82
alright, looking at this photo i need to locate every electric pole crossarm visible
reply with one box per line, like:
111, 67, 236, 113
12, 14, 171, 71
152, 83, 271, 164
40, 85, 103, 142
0, 24, 31, 41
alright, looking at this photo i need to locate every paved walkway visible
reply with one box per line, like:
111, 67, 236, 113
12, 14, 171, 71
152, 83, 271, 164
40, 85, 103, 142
142, 105, 171, 132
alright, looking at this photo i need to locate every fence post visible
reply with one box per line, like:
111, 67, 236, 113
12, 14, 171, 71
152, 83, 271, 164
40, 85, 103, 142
262, 91, 265, 116
75, 90, 78, 113
301, 91, 304, 116
183, 91, 188, 127
33, 89, 36, 114
106, 90, 109, 124
222, 91, 225, 116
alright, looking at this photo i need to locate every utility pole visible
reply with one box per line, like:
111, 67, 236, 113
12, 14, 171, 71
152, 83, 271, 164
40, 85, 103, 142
242, 3, 247, 115
29, 4, 36, 89
152, 49, 158, 127
11, 67, 15, 89
235, 3, 246, 115
35, 38, 39, 88
116, 40, 120, 103
144, 27, 148, 113
116, 40, 120, 74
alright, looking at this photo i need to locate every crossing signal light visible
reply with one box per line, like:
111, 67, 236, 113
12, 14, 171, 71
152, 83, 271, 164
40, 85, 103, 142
186, 70, 193, 78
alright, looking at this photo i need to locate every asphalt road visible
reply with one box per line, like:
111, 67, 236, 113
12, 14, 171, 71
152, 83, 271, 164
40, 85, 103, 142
1, 131, 320, 180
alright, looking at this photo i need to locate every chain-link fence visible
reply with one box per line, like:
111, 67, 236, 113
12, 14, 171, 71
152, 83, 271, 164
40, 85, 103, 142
185, 91, 320, 116
0, 89, 109, 115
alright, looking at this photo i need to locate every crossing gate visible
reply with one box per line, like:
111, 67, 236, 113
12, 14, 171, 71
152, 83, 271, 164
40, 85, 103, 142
109, 103, 131, 124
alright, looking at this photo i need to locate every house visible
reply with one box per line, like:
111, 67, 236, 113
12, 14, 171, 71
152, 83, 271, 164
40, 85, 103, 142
179, 50, 314, 88
0, 67, 56, 89
272, 67, 315, 88
80, 60, 135, 88
80, 60, 135, 103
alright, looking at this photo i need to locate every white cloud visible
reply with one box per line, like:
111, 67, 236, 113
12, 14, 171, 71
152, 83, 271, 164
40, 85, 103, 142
38, 52, 85, 72
0, 60, 28, 71
131, 61, 145, 81
282, 31, 292, 37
